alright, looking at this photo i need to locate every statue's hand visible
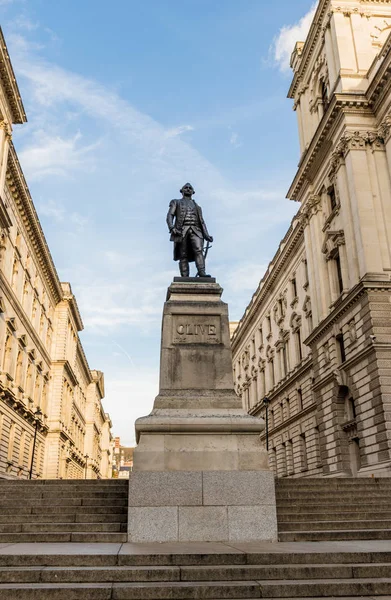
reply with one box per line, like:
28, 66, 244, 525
171, 227, 180, 236
206, 235, 213, 243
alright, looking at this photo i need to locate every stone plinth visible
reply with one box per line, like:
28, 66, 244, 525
129, 279, 277, 543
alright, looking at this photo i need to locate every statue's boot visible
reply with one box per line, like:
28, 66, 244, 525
195, 253, 211, 278
179, 259, 189, 277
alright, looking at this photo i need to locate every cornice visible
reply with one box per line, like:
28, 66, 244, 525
0, 27, 27, 124
366, 32, 391, 111
53, 360, 78, 388
6, 144, 63, 304
231, 217, 304, 350
304, 279, 391, 346
257, 403, 317, 439
0, 270, 51, 365
288, 0, 330, 99
288, 94, 372, 201
61, 283, 84, 332
75, 343, 93, 387
0, 193, 12, 229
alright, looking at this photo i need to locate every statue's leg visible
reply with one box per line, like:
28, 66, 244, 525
179, 259, 189, 277
192, 234, 209, 277
178, 238, 189, 277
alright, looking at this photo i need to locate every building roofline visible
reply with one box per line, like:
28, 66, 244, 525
231, 210, 304, 349
0, 26, 27, 124
6, 144, 63, 303
288, 0, 330, 100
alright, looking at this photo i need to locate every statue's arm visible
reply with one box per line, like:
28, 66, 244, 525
166, 200, 177, 232
198, 205, 213, 242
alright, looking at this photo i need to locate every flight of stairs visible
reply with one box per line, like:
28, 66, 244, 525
276, 477, 391, 542
0, 479, 128, 543
1, 477, 391, 597
0, 543, 390, 598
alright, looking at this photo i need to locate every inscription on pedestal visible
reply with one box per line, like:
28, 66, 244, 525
173, 315, 220, 344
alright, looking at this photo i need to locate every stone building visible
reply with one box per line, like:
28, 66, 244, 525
232, 0, 391, 478
112, 436, 134, 479
0, 28, 112, 479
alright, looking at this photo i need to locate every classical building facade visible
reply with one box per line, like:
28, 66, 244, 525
232, 0, 391, 478
0, 28, 112, 479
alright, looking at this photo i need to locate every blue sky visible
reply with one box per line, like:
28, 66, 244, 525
2, 0, 317, 445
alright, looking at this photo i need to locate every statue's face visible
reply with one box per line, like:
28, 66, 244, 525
181, 184, 194, 197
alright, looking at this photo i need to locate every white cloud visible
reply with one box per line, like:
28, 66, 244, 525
229, 132, 242, 148
165, 125, 194, 138
19, 130, 100, 180
104, 367, 158, 446
38, 199, 87, 230
272, 2, 318, 72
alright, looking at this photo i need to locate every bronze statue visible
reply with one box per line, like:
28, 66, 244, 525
167, 183, 213, 278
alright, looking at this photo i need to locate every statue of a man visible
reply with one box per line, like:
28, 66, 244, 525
167, 183, 213, 277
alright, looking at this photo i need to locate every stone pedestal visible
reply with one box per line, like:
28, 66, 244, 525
129, 278, 277, 543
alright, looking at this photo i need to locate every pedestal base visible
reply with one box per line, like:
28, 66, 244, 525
128, 470, 277, 543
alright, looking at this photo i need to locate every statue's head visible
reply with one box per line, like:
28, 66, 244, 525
180, 183, 195, 197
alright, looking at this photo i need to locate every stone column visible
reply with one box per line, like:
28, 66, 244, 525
130, 278, 277, 543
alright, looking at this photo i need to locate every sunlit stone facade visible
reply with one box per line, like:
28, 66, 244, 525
0, 29, 112, 479
232, 0, 391, 478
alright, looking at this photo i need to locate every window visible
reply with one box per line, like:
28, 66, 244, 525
267, 315, 272, 334
336, 332, 346, 364
292, 277, 297, 298
321, 80, 329, 108
296, 328, 303, 362
282, 344, 288, 376
285, 398, 290, 419
329, 186, 337, 212
300, 433, 308, 471
7, 421, 16, 462
297, 388, 303, 412
270, 358, 275, 388
280, 402, 284, 423
303, 260, 309, 287
335, 250, 344, 294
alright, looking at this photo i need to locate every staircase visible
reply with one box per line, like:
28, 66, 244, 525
0, 479, 128, 543
0, 542, 390, 598
276, 477, 391, 542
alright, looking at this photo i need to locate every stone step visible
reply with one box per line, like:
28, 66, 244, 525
277, 511, 391, 521
0, 484, 128, 492
0, 532, 127, 543
0, 512, 127, 524
0, 497, 127, 507
0, 505, 127, 515
276, 478, 391, 484
276, 492, 391, 500
276, 502, 391, 512
0, 581, 261, 599
258, 577, 391, 598
0, 491, 128, 499
279, 520, 391, 531
279, 529, 391, 542
0, 522, 126, 533
275, 482, 391, 488
0, 563, 389, 584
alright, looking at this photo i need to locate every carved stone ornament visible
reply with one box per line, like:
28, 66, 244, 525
323, 342, 330, 364
290, 312, 302, 334
378, 115, 391, 144
348, 319, 357, 343
322, 230, 345, 261
242, 348, 250, 371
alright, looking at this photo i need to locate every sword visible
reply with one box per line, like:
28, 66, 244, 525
203, 240, 212, 259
